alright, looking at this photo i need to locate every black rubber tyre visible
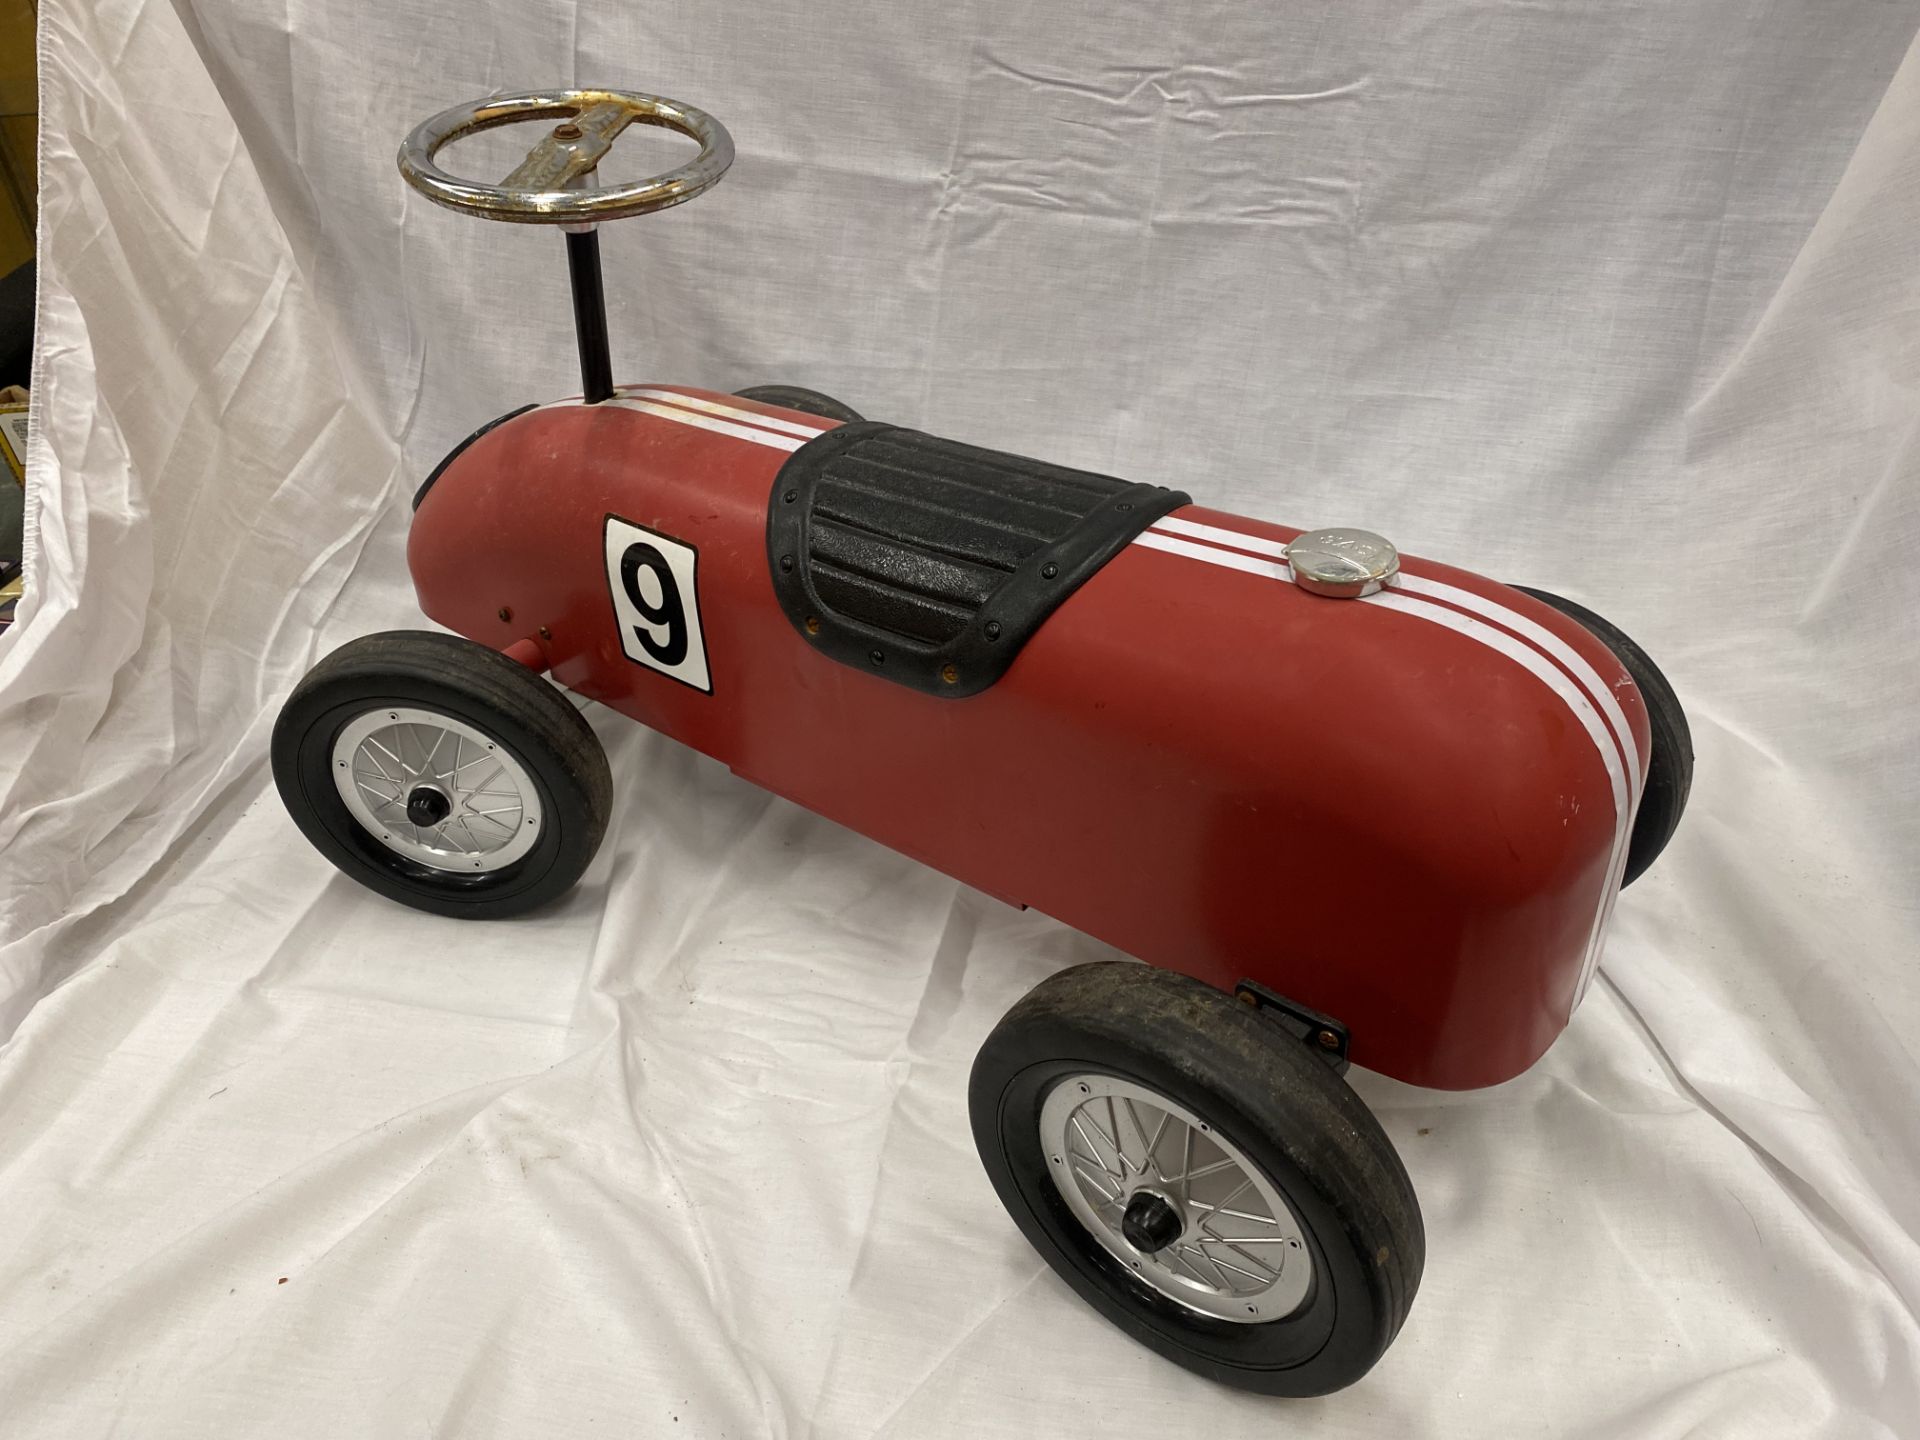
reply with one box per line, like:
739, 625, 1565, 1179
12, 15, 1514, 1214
271, 631, 612, 918
731, 384, 864, 424
1512, 586, 1693, 888
969, 962, 1423, 1396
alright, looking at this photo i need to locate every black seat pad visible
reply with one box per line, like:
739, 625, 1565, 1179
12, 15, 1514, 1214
766, 422, 1188, 697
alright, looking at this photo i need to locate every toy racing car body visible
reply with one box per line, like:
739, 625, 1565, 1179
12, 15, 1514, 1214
407, 385, 1649, 1093
270, 88, 1693, 1398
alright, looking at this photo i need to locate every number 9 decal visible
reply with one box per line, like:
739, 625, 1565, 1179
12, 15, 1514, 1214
604, 515, 712, 693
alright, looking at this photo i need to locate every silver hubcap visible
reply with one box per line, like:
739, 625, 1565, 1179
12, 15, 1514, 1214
331, 707, 542, 872
1039, 1073, 1312, 1322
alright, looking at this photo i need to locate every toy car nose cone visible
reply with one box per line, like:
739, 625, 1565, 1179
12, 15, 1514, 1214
1121, 1190, 1185, 1254
1286, 528, 1399, 598
405, 786, 452, 827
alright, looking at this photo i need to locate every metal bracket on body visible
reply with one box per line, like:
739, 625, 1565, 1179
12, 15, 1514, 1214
1233, 980, 1351, 1075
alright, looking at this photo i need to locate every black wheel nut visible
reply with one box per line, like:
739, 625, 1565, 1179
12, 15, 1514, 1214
405, 786, 451, 828
1121, 1191, 1184, 1254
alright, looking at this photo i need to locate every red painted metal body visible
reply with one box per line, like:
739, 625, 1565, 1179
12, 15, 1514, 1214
408, 386, 1649, 1090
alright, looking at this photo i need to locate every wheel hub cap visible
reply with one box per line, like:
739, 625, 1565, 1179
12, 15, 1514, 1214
330, 707, 543, 873
405, 785, 452, 827
1039, 1072, 1313, 1323
1120, 1190, 1183, 1254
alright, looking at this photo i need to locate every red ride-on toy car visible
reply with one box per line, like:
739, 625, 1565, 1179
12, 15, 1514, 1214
271, 89, 1693, 1395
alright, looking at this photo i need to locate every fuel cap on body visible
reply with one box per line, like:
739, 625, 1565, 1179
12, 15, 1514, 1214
1284, 528, 1400, 598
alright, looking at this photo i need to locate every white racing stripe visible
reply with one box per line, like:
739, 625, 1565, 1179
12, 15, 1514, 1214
1134, 528, 1292, 581
1150, 515, 1641, 791
619, 387, 833, 441
543, 389, 830, 452
1364, 587, 1633, 995
1153, 513, 1292, 560
1393, 573, 1642, 796
603, 396, 809, 452
1133, 515, 1639, 1000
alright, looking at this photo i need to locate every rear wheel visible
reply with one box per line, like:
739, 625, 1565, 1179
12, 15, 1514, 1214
732, 384, 864, 424
1513, 587, 1693, 887
272, 631, 612, 918
969, 962, 1422, 1396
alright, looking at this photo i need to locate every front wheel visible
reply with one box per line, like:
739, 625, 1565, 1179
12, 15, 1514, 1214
969, 963, 1423, 1396
271, 631, 612, 918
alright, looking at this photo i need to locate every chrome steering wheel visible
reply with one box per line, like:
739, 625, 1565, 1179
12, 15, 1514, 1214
397, 88, 734, 224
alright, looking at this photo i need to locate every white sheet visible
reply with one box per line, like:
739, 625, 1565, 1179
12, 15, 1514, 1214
3, 1, 1919, 1434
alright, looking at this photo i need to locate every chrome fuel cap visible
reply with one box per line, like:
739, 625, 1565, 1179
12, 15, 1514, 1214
1284, 528, 1400, 598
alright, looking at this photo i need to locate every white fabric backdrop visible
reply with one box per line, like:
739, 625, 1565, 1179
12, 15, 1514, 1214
3, 0, 1919, 1434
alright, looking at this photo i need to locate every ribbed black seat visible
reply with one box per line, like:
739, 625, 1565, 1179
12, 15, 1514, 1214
766, 422, 1188, 697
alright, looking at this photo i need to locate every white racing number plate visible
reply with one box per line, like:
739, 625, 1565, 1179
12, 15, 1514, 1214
603, 515, 712, 693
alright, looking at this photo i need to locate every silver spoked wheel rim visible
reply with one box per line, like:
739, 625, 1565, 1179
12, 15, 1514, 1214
330, 707, 543, 873
1039, 1072, 1313, 1323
